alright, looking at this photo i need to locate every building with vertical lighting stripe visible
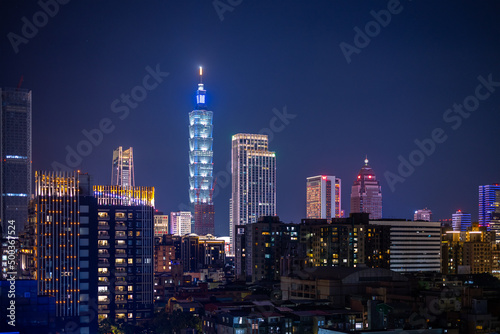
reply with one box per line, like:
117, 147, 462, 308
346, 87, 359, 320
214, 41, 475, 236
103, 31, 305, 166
231, 134, 276, 252
111, 146, 135, 187
1, 88, 32, 237
306, 175, 341, 219
33, 171, 98, 333
350, 157, 382, 219
189, 67, 215, 236
479, 184, 500, 228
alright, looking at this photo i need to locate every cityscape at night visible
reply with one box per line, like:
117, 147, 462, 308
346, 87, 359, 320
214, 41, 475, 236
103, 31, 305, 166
1, 1, 500, 333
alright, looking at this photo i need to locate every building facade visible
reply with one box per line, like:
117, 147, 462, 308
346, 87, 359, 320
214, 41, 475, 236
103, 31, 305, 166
111, 146, 135, 187
33, 171, 98, 333
154, 212, 169, 237
350, 157, 382, 219
170, 211, 192, 236
189, 67, 215, 236
0, 88, 32, 238
93, 185, 155, 324
414, 208, 432, 221
235, 216, 297, 282
370, 220, 441, 272
231, 134, 276, 253
479, 184, 500, 228
306, 175, 341, 219
452, 210, 471, 232
442, 223, 494, 275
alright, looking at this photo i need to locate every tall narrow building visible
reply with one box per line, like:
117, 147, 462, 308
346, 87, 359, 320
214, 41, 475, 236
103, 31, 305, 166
350, 157, 382, 219
189, 67, 215, 236
231, 134, 276, 252
93, 185, 155, 324
0, 88, 32, 237
111, 146, 135, 187
306, 175, 341, 219
479, 184, 500, 228
33, 171, 98, 333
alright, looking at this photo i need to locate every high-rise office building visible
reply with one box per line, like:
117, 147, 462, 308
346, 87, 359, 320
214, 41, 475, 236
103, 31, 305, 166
306, 175, 341, 219
170, 211, 192, 236
93, 185, 155, 324
479, 184, 500, 227
370, 219, 441, 272
111, 146, 135, 187
452, 210, 471, 232
32, 171, 98, 333
350, 157, 382, 219
414, 208, 432, 221
189, 67, 215, 236
231, 134, 276, 252
0, 88, 32, 237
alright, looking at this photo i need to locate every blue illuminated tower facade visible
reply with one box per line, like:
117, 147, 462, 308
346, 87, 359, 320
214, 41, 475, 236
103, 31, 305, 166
189, 67, 215, 235
479, 184, 500, 228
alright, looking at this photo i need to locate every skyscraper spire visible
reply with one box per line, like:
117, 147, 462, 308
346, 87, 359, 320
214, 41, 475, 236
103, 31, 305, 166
196, 66, 206, 108
365, 155, 369, 165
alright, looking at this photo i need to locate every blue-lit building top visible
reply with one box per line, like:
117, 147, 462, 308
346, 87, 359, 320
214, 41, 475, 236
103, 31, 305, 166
189, 68, 213, 204
452, 210, 472, 232
479, 184, 500, 228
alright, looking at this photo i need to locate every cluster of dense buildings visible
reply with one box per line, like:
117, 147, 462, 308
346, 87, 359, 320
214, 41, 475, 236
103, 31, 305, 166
1, 75, 500, 334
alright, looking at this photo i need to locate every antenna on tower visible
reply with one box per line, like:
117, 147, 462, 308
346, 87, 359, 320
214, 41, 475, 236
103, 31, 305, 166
199, 66, 203, 83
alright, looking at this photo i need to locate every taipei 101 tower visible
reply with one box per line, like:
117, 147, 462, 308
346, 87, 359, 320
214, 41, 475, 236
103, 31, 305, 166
189, 67, 215, 235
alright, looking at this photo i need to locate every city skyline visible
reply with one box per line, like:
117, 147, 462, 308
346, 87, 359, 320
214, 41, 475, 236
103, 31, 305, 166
1, 1, 500, 235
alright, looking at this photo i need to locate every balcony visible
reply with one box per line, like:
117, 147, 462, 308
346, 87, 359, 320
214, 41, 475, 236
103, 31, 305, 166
98, 221, 109, 230
115, 231, 127, 239
98, 258, 110, 266
98, 241, 110, 248
115, 259, 127, 266
98, 231, 110, 239
98, 277, 110, 285
115, 249, 127, 257
115, 276, 127, 285
115, 240, 127, 248
98, 212, 109, 220
116, 222, 127, 230
115, 267, 127, 276
98, 249, 110, 257
98, 296, 110, 304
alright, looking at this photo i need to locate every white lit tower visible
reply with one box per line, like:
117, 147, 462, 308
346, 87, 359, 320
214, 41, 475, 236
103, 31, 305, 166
189, 67, 215, 235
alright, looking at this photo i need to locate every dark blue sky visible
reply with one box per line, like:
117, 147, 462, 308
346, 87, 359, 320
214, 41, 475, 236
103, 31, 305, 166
2, 1, 500, 235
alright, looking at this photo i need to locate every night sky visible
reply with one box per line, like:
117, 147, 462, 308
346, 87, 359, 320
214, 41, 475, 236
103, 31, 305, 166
2, 1, 500, 235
